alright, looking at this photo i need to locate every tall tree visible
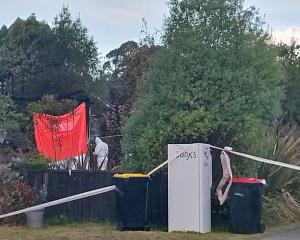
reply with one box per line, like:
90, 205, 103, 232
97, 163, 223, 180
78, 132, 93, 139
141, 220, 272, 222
0, 25, 8, 48
52, 6, 100, 93
0, 94, 27, 147
0, 15, 54, 97
101, 40, 163, 168
122, 0, 282, 172
278, 40, 300, 124
0, 7, 100, 99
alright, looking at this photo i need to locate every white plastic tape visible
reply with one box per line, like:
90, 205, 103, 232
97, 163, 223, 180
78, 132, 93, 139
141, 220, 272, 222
148, 143, 300, 176
147, 145, 194, 176
216, 151, 232, 205
0, 185, 117, 219
210, 145, 300, 171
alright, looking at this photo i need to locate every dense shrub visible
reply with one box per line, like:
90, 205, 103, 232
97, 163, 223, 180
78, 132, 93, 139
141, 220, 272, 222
0, 94, 28, 147
0, 165, 24, 223
23, 154, 49, 170
0, 164, 46, 224
27, 95, 77, 116
260, 124, 300, 225
122, 0, 282, 172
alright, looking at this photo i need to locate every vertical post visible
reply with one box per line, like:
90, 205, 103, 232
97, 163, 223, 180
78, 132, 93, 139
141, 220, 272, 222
198, 143, 212, 233
1, 77, 3, 94
11, 74, 14, 96
86, 101, 91, 170
168, 143, 212, 233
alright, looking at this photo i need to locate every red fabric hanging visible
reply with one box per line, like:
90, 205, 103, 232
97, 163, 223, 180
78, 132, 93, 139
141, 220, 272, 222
33, 103, 87, 161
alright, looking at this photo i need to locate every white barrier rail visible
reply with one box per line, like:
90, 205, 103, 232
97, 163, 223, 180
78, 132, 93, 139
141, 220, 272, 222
0, 185, 117, 219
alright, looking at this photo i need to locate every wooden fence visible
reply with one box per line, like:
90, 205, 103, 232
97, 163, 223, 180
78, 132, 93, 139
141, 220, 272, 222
24, 170, 168, 226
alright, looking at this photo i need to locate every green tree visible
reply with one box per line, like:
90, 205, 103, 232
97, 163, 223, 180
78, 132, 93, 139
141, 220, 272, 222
122, 0, 282, 172
278, 39, 300, 124
0, 94, 27, 147
101, 40, 163, 167
0, 25, 8, 48
0, 15, 54, 97
52, 6, 100, 94
26, 94, 77, 116
25, 95, 77, 143
0, 7, 100, 99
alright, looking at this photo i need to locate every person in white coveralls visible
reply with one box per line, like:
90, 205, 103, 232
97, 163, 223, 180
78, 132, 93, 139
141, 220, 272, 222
93, 137, 109, 170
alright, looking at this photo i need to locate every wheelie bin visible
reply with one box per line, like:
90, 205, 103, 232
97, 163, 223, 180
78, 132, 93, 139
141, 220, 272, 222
228, 177, 266, 234
113, 173, 150, 231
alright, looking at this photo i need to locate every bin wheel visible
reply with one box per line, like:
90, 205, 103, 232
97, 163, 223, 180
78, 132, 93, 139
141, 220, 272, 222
117, 222, 125, 231
258, 224, 265, 233
145, 224, 150, 231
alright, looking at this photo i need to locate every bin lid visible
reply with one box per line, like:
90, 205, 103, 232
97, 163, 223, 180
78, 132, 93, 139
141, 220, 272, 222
113, 173, 149, 179
232, 177, 266, 184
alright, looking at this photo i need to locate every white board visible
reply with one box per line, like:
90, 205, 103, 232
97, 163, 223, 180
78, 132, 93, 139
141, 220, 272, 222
168, 143, 212, 233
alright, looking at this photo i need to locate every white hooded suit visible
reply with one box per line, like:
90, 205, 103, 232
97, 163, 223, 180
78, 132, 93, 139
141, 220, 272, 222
93, 137, 108, 170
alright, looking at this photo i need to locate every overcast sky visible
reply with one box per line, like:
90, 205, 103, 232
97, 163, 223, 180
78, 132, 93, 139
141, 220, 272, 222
0, 0, 299, 55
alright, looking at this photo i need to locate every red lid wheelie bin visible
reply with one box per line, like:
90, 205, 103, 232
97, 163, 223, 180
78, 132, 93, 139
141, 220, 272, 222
228, 178, 266, 234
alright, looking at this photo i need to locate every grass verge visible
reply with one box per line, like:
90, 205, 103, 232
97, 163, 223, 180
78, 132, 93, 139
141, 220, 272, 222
0, 223, 257, 240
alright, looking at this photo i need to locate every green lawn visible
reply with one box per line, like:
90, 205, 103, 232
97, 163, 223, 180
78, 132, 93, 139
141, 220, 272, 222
0, 223, 260, 240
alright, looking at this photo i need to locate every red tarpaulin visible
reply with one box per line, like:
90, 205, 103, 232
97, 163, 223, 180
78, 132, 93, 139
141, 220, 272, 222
33, 103, 87, 161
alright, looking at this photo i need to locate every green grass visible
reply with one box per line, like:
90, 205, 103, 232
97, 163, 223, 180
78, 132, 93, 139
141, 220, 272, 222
0, 223, 259, 240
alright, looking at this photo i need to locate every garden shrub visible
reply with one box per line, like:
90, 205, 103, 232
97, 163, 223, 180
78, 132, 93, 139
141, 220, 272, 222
122, 0, 282, 173
0, 164, 46, 224
0, 165, 24, 223
0, 94, 28, 147
25, 95, 78, 143
260, 124, 300, 225
27, 95, 77, 116
23, 154, 49, 170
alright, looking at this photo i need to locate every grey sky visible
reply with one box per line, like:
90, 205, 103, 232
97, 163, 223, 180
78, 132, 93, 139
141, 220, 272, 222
245, 0, 300, 43
0, 0, 299, 55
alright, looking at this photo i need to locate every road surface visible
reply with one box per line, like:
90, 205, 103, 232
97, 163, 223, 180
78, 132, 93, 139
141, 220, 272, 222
258, 225, 300, 240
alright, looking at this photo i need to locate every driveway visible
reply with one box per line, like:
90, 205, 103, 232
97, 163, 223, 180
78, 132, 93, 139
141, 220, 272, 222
258, 225, 300, 240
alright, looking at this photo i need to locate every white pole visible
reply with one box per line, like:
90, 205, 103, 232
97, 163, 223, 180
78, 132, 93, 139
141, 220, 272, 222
0, 185, 117, 219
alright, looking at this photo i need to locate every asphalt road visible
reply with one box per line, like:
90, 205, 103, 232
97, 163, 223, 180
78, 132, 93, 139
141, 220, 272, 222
259, 226, 300, 240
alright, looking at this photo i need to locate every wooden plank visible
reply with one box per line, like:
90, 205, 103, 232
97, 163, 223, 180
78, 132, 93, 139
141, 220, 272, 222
47, 171, 57, 217
102, 172, 114, 221
64, 173, 74, 220
72, 171, 83, 221
160, 174, 168, 226
81, 172, 92, 221
96, 172, 105, 222
89, 172, 99, 221
58, 172, 66, 217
